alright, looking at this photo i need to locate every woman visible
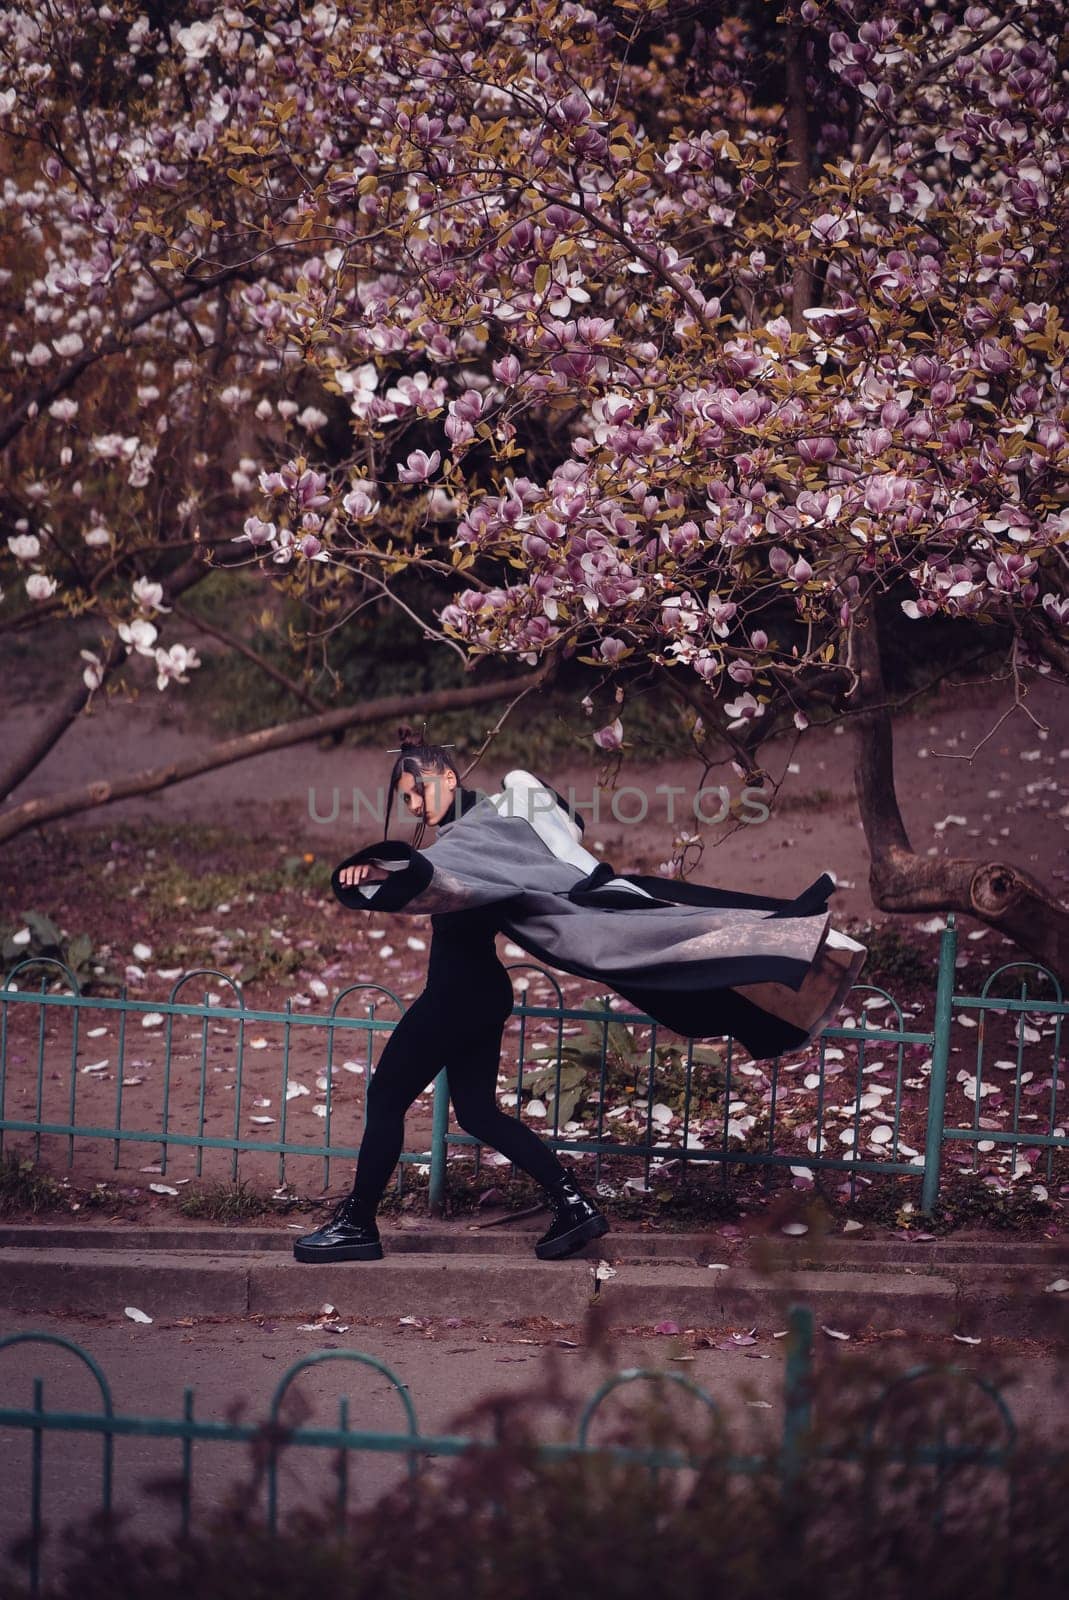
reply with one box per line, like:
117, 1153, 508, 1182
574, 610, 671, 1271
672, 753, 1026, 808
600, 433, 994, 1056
294, 731, 866, 1266
293, 733, 611, 1265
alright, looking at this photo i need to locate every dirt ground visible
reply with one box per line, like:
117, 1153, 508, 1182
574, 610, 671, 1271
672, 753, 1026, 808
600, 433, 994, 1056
2, 643, 1067, 1224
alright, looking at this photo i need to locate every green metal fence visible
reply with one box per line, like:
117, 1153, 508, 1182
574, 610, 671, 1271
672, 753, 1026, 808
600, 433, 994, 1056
934, 957, 1066, 1201
1, 917, 1065, 1213
0, 1306, 1033, 1597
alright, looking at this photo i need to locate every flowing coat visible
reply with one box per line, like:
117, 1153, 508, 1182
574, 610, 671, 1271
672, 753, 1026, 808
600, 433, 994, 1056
331, 770, 867, 1062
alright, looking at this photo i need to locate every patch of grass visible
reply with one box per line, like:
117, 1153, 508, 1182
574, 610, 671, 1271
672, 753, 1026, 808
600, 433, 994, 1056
608, 1180, 743, 1226
845, 1169, 1055, 1235
142, 865, 255, 914
930, 1170, 1056, 1234
175, 578, 311, 736
432, 1167, 542, 1216
139, 854, 334, 916
168, 575, 719, 766
852, 922, 933, 989
177, 1178, 274, 1223
0, 1152, 68, 1217
226, 931, 307, 986
516, 1018, 725, 1128
771, 786, 840, 814
181, 645, 313, 735
84, 818, 241, 856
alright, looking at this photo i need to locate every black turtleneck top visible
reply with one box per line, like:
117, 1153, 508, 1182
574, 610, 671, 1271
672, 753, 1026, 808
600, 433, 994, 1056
425, 784, 505, 976
434, 783, 483, 830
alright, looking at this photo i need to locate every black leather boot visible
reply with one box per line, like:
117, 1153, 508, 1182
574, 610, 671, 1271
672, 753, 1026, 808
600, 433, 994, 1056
293, 1194, 384, 1262
535, 1172, 609, 1260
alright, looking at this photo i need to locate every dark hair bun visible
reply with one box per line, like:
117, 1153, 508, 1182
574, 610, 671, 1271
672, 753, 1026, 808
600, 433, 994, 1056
396, 721, 419, 750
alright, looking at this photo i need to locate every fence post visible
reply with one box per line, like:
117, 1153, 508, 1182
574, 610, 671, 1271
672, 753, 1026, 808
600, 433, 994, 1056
427, 1067, 449, 1215
921, 913, 957, 1216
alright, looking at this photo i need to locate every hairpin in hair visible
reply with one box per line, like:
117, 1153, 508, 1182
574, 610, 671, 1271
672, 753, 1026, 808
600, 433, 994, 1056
385, 742, 456, 752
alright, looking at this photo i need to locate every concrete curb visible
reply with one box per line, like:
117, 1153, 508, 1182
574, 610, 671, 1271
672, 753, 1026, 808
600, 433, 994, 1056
598, 1266, 958, 1335
1, 1223, 1065, 1268
0, 1249, 248, 1317
0, 1248, 595, 1323
1, 1237, 1064, 1339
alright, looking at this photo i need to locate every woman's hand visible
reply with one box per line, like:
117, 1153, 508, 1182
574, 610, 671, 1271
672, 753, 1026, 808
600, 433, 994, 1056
338, 862, 386, 887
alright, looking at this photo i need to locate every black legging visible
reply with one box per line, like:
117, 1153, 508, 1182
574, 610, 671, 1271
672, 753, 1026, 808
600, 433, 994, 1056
348, 910, 569, 1218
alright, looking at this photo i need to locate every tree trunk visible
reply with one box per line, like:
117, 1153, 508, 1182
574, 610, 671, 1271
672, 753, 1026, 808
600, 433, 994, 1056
785, 26, 815, 333
0, 631, 129, 806
0, 661, 556, 843
852, 613, 1069, 982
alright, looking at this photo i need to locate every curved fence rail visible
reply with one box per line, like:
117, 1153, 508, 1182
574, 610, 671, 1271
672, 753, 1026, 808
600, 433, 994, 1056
1, 1306, 1047, 1597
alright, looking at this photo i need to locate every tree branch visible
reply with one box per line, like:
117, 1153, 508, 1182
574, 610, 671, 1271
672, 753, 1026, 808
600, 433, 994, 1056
169, 599, 328, 715
0, 661, 556, 844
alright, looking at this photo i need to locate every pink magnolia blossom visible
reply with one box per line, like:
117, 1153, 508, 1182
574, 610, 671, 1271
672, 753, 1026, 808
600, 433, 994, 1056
3, 0, 1065, 755
239, 516, 276, 547
397, 449, 441, 484
724, 692, 764, 730
593, 718, 624, 751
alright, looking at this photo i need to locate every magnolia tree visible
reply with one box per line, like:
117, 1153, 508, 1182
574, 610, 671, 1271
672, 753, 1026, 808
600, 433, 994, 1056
1, 0, 1067, 972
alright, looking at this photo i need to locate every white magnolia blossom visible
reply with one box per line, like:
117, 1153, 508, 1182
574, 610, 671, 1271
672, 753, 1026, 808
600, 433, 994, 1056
117, 617, 158, 655
80, 649, 103, 690
154, 642, 201, 690
425, 486, 457, 519
173, 19, 222, 61
336, 361, 379, 419
341, 483, 380, 519
52, 332, 84, 357
219, 384, 252, 411
83, 521, 111, 547
48, 397, 79, 421
297, 405, 329, 431
128, 443, 157, 487
131, 577, 172, 613
89, 433, 141, 461
8, 533, 40, 561
25, 572, 57, 600
270, 526, 295, 563
26, 342, 51, 367
592, 717, 623, 750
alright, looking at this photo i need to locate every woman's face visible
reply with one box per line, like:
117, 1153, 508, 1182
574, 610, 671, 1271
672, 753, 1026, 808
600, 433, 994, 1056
397, 766, 457, 826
